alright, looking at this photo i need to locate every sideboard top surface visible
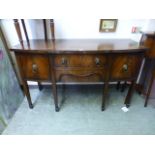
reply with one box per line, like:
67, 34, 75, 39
10, 39, 148, 54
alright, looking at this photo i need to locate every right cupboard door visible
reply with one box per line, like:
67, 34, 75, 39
110, 54, 143, 81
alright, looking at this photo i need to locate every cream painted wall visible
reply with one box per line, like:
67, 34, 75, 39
1, 19, 154, 48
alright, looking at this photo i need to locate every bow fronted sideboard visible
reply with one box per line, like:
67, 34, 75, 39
10, 39, 148, 111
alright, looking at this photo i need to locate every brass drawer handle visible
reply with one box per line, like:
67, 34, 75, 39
61, 57, 67, 65
95, 57, 100, 65
122, 64, 128, 72
32, 64, 38, 73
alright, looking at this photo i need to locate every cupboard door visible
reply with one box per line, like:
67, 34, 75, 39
110, 55, 143, 80
16, 54, 50, 81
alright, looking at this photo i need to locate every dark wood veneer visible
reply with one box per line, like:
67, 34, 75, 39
16, 54, 50, 80
10, 39, 147, 53
11, 39, 147, 111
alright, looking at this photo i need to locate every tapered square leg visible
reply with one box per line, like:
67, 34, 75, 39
51, 81, 59, 112
102, 82, 109, 111
55, 106, 60, 112
22, 80, 33, 109
50, 57, 59, 112
124, 81, 135, 108
38, 82, 43, 91
144, 71, 154, 107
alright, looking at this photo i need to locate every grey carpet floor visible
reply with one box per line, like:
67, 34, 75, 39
2, 85, 155, 135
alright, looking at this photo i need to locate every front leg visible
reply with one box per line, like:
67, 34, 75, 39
124, 81, 135, 108
38, 82, 43, 91
22, 80, 33, 109
52, 82, 59, 112
102, 81, 109, 111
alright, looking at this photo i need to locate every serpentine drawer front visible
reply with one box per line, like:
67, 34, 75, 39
55, 69, 106, 82
10, 39, 148, 111
16, 54, 50, 81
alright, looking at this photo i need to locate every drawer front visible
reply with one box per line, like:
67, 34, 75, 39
55, 69, 106, 82
16, 54, 50, 80
54, 54, 107, 68
110, 55, 142, 80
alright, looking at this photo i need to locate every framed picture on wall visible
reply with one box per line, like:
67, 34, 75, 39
99, 19, 118, 32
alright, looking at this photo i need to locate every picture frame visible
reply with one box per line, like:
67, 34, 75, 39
99, 19, 118, 32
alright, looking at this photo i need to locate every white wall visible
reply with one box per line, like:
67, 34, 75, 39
1, 19, 154, 48
55, 19, 149, 41
147, 19, 155, 31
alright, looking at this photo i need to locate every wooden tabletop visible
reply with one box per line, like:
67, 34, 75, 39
10, 39, 148, 54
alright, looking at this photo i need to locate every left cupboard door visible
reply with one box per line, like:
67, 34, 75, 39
16, 53, 51, 81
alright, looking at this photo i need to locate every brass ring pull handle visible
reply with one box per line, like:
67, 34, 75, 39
32, 64, 38, 73
122, 64, 128, 72
61, 57, 67, 65
95, 57, 100, 65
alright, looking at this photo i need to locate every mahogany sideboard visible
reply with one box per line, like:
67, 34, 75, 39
10, 39, 148, 111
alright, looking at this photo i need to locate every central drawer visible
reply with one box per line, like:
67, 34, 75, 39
54, 54, 108, 82
53, 54, 107, 68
